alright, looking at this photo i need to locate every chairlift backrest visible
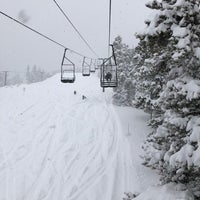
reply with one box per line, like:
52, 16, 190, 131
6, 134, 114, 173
90, 59, 96, 72
61, 48, 76, 83
82, 56, 91, 76
100, 45, 118, 88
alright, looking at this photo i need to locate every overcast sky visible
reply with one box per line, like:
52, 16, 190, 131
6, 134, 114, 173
0, 0, 152, 72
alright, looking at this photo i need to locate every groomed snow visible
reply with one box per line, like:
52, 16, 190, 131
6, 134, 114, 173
0, 73, 177, 200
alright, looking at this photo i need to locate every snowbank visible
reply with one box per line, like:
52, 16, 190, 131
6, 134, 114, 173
135, 183, 194, 200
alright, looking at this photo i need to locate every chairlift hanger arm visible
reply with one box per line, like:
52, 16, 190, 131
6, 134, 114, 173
82, 57, 86, 66
61, 48, 75, 68
64, 50, 75, 66
110, 44, 117, 65
89, 59, 93, 66
61, 48, 67, 67
82, 57, 91, 67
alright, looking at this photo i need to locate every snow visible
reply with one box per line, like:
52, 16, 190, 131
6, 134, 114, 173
114, 106, 160, 194
172, 52, 183, 60
171, 25, 189, 38
169, 144, 193, 167
194, 47, 200, 60
176, 36, 190, 49
134, 183, 194, 200
184, 80, 200, 100
0, 73, 160, 200
188, 117, 200, 143
190, 126, 200, 143
1, 73, 192, 200
165, 78, 200, 101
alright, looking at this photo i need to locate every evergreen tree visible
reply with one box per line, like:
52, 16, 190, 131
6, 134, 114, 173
26, 65, 50, 84
140, 0, 200, 197
26, 65, 31, 83
113, 36, 136, 106
0, 72, 4, 87
134, 0, 173, 114
8, 73, 22, 85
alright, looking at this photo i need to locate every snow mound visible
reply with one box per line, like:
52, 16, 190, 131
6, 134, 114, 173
135, 183, 194, 200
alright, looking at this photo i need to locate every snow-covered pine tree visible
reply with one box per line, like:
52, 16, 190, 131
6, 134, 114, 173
0, 72, 4, 87
113, 36, 136, 106
8, 73, 23, 85
142, 0, 200, 197
134, 0, 172, 115
26, 65, 31, 83
26, 65, 50, 83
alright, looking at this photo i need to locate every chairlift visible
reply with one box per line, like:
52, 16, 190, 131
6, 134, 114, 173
61, 48, 75, 83
95, 60, 99, 70
90, 59, 96, 73
82, 57, 91, 76
100, 45, 118, 89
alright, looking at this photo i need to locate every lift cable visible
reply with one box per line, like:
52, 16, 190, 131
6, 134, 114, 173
52, 0, 99, 58
0, 10, 95, 59
108, 0, 112, 57
99, 0, 118, 92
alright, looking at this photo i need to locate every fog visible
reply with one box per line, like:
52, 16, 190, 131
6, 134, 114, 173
0, 0, 152, 72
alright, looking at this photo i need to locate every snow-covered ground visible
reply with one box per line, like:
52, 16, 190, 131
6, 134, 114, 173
0, 73, 191, 200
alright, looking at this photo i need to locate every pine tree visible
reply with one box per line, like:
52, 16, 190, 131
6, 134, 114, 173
9, 73, 22, 85
140, 0, 200, 197
134, 0, 173, 114
113, 36, 136, 106
0, 73, 4, 87
26, 65, 50, 84
26, 65, 31, 83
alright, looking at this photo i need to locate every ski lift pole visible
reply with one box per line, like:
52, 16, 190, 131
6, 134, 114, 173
2, 71, 9, 86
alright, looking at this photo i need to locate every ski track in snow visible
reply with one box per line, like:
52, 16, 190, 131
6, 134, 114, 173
0, 74, 158, 200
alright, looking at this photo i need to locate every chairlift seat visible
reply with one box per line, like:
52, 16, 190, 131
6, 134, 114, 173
60, 48, 76, 83
82, 57, 91, 76
100, 45, 118, 89
61, 77, 75, 83
82, 73, 90, 76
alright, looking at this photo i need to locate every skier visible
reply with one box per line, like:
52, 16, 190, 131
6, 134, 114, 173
82, 95, 87, 100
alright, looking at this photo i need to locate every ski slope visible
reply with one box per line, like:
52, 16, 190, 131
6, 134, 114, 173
0, 74, 158, 200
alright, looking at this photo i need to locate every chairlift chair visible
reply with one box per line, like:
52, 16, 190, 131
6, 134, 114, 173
90, 59, 96, 73
95, 60, 99, 70
82, 57, 90, 76
61, 48, 76, 83
100, 45, 118, 88
95, 59, 101, 70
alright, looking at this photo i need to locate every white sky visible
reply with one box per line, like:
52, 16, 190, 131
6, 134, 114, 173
0, 0, 152, 72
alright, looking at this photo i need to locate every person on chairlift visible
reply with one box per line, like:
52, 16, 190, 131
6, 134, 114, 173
105, 72, 112, 81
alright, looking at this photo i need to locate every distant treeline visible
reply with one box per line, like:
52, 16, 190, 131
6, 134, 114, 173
0, 66, 57, 87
